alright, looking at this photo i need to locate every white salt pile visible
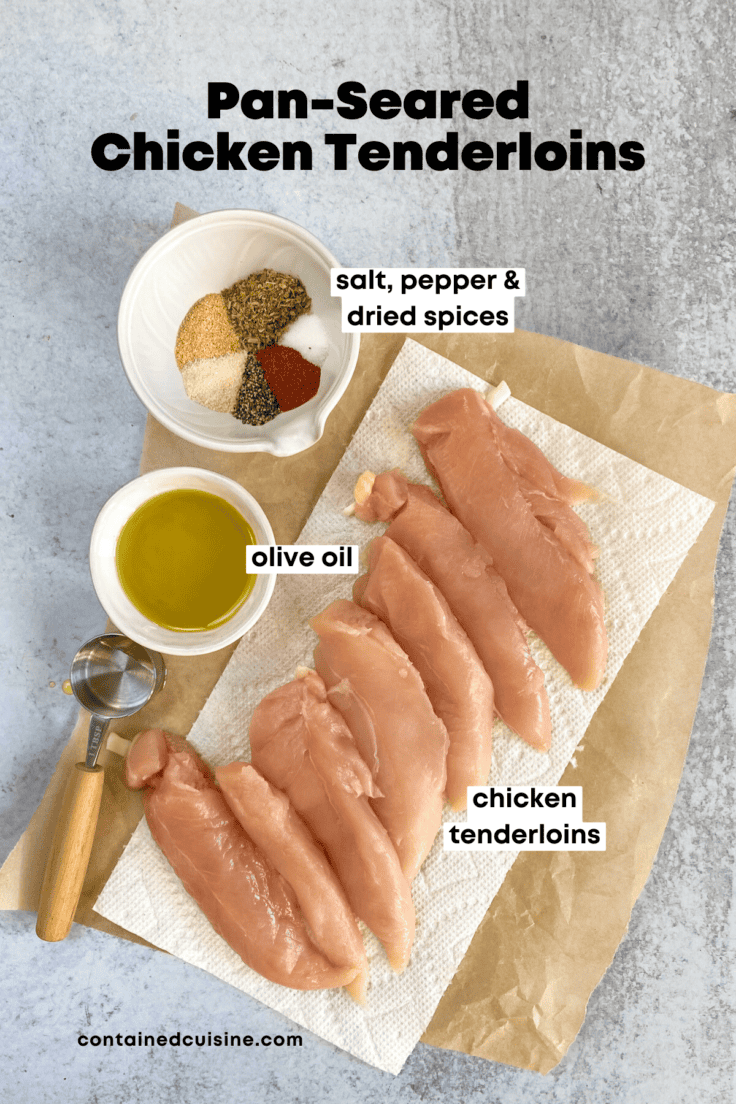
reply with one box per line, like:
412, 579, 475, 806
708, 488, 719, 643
280, 313, 331, 367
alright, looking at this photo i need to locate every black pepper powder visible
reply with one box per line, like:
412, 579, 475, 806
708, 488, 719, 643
232, 351, 281, 425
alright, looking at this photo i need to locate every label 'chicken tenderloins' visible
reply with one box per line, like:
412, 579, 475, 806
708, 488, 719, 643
248, 672, 416, 973
125, 729, 358, 991
214, 762, 369, 1003
353, 535, 495, 810
353, 469, 551, 750
311, 601, 449, 881
412, 390, 607, 691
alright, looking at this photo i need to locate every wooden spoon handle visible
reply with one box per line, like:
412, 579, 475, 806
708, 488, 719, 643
36, 764, 105, 942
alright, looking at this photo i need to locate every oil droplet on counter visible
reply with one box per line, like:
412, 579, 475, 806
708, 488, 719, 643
62, 679, 73, 695
48, 681, 56, 688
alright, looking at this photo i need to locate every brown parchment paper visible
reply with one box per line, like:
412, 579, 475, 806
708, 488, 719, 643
3, 203, 735, 1073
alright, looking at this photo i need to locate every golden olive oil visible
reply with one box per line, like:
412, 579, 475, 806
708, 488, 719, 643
116, 489, 256, 632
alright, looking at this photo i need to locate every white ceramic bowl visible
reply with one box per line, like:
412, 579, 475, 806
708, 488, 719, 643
89, 468, 276, 656
117, 209, 360, 456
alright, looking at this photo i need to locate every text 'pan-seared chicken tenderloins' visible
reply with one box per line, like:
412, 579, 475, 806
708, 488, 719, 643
248, 672, 415, 973
215, 762, 369, 1002
353, 469, 551, 751
353, 535, 495, 809
311, 600, 449, 882
412, 389, 607, 691
125, 729, 358, 992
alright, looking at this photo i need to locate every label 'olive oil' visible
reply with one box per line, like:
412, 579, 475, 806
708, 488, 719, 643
116, 489, 256, 632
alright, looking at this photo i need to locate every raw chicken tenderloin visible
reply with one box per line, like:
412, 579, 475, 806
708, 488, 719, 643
354, 535, 494, 810
125, 729, 357, 992
249, 675, 415, 972
354, 470, 551, 750
492, 407, 599, 571
215, 762, 369, 1002
413, 389, 607, 691
491, 407, 597, 506
518, 483, 598, 574
311, 600, 449, 880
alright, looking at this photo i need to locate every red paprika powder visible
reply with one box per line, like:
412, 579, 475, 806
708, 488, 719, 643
256, 346, 321, 412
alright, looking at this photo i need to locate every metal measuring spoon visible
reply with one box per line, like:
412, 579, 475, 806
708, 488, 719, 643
36, 633, 166, 942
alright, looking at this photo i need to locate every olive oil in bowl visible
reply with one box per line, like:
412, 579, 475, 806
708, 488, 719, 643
116, 489, 256, 632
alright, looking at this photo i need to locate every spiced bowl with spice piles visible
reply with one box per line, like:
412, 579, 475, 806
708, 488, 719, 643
117, 210, 360, 456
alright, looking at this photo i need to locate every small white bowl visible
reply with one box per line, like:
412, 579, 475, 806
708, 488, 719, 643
117, 209, 360, 456
89, 468, 276, 656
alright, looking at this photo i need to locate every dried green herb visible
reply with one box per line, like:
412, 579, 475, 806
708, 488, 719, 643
222, 268, 311, 352
232, 351, 281, 425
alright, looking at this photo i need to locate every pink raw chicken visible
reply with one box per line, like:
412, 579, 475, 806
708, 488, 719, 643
249, 673, 415, 973
311, 600, 448, 881
492, 402, 599, 572
519, 485, 598, 574
215, 761, 369, 1002
490, 407, 598, 506
412, 389, 607, 691
354, 470, 551, 751
354, 535, 495, 810
125, 729, 358, 992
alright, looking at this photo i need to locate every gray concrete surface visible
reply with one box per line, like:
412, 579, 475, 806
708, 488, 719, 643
2, 0, 734, 1100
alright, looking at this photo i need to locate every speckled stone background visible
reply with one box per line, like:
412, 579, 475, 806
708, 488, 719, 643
2, 1, 734, 1101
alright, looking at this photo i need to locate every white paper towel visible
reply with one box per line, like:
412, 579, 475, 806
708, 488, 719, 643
96, 339, 715, 1074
